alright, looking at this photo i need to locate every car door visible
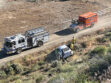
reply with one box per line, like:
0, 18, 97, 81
18, 38, 26, 49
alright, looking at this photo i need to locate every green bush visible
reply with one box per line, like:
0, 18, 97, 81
31, 64, 40, 72
10, 75, 20, 82
11, 64, 23, 74
108, 47, 111, 53
38, 61, 45, 66
0, 70, 7, 78
90, 46, 107, 57
104, 55, 111, 65
5, 66, 15, 75
75, 72, 89, 83
104, 32, 111, 41
89, 58, 109, 76
103, 37, 110, 42
5, 64, 23, 75
96, 37, 109, 43
51, 60, 62, 68
36, 76, 43, 83
105, 32, 111, 37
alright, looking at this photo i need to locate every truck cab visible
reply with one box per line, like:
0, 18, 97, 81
69, 12, 97, 32
3, 34, 26, 54
56, 45, 73, 59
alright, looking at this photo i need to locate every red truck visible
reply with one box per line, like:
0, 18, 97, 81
69, 12, 97, 32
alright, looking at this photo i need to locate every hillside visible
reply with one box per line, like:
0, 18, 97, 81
1, 27, 111, 83
0, 0, 111, 83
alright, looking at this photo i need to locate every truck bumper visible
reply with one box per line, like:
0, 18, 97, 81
3, 48, 16, 54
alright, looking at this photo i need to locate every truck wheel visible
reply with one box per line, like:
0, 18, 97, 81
16, 48, 22, 54
90, 24, 94, 28
76, 28, 80, 33
37, 41, 43, 47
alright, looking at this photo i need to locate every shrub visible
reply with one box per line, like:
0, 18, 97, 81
108, 47, 111, 54
81, 42, 89, 48
5, 66, 15, 75
0, 70, 7, 78
11, 64, 23, 74
103, 37, 110, 42
96, 28, 105, 35
5, 64, 23, 75
38, 61, 45, 66
74, 44, 82, 51
89, 58, 109, 76
51, 60, 62, 68
10, 75, 20, 82
105, 32, 111, 37
104, 55, 111, 65
81, 39, 94, 48
90, 46, 107, 57
36, 76, 43, 83
75, 72, 89, 83
31, 64, 40, 72
96, 37, 109, 43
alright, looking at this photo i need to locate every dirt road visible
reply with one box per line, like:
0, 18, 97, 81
0, 12, 111, 66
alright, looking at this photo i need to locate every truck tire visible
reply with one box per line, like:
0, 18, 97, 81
16, 48, 22, 54
75, 28, 80, 33
37, 41, 43, 47
90, 24, 94, 28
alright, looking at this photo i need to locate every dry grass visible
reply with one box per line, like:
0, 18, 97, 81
1, 27, 111, 82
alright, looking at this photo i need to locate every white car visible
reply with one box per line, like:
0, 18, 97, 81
55, 45, 73, 59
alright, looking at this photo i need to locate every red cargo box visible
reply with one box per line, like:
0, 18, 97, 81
79, 12, 97, 27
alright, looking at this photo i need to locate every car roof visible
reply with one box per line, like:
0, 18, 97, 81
58, 45, 68, 50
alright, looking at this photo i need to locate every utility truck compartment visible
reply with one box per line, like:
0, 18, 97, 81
79, 12, 97, 27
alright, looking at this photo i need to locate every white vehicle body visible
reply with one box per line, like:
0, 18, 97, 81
3, 27, 49, 54
56, 45, 73, 59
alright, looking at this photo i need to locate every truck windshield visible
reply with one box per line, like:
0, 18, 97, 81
63, 47, 70, 52
5, 41, 15, 47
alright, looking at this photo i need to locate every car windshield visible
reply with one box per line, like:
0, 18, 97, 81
5, 41, 15, 47
63, 47, 70, 52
